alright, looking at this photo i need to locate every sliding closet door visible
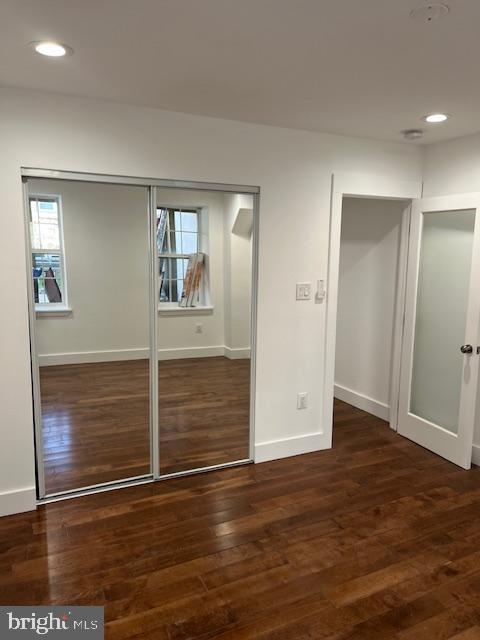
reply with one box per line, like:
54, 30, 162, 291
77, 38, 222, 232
28, 179, 151, 495
156, 187, 253, 475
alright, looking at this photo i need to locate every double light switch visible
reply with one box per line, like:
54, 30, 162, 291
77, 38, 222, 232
296, 280, 326, 301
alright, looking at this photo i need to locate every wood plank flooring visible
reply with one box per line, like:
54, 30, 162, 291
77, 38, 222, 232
40, 357, 250, 494
2, 399, 480, 638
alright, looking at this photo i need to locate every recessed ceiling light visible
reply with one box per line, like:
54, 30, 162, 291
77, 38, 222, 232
422, 113, 450, 123
30, 41, 73, 57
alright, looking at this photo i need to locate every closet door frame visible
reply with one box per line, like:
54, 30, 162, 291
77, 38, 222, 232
22, 168, 259, 502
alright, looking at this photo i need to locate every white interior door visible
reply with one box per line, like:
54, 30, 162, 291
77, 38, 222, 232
398, 193, 480, 469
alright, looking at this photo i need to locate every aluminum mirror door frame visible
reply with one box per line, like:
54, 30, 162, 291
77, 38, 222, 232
153, 189, 258, 480
23, 167, 259, 500
24, 177, 154, 499
397, 193, 480, 469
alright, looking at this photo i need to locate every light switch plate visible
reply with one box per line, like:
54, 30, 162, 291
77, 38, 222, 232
296, 282, 311, 300
297, 392, 308, 409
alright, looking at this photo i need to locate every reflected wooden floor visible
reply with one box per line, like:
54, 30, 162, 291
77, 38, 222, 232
40, 357, 250, 494
40, 359, 151, 494
159, 356, 250, 475
2, 400, 480, 638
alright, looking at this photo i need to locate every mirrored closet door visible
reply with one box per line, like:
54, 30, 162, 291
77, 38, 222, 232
26, 178, 151, 496
26, 172, 257, 500
156, 187, 254, 475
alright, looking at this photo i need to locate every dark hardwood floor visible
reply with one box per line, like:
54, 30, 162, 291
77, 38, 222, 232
2, 399, 480, 638
40, 357, 250, 494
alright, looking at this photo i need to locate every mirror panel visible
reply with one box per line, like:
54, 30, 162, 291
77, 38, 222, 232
28, 179, 151, 495
156, 188, 253, 474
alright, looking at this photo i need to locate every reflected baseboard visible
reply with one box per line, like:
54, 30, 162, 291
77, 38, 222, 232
38, 348, 149, 366
157, 346, 224, 361
224, 347, 250, 359
38, 345, 251, 366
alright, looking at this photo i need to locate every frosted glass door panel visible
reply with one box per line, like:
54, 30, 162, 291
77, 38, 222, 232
410, 210, 475, 433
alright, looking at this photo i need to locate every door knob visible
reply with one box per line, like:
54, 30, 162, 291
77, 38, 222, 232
460, 344, 473, 354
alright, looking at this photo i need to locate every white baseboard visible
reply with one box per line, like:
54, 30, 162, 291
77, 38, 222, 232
38, 345, 237, 366
255, 432, 327, 463
158, 346, 225, 361
0, 487, 36, 518
38, 348, 149, 366
224, 347, 251, 359
334, 383, 389, 421
472, 443, 480, 466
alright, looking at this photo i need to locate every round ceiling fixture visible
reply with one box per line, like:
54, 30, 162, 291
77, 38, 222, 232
409, 3, 450, 22
402, 129, 424, 141
422, 113, 450, 123
30, 41, 73, 57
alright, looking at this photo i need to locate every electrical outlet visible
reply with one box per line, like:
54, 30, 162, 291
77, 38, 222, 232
195, 323, 203, 334
297, 392, 308, 410
296, 282, 311, 300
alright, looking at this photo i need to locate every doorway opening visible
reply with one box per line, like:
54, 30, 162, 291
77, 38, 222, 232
326, 175, 480, 469
333, 196, 410, 435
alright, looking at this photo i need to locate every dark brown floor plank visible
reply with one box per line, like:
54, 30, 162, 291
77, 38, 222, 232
1, 399, 480, 638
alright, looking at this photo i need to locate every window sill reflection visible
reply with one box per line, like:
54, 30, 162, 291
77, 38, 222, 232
36, 306, 73, 318
158, 304, 214, 317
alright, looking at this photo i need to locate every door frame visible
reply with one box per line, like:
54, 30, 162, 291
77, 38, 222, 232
22, 168, 260, 501
323, 172, 422, 441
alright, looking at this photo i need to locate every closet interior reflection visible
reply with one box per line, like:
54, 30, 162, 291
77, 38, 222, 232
25, 173, 256, 499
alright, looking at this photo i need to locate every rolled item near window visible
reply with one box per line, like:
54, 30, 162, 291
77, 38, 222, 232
44, 267, 62, 303
188, 253, 205, 306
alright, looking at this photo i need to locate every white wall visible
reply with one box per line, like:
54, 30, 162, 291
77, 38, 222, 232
29, 179, 150, 363
334, 198, 405, 420
223, 193, 253, 357
0, 86, 422, 515
423, 133, 480, 198
423, 134, 480, 464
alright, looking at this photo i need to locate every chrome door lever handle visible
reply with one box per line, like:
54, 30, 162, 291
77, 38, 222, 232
461, 344, 473, 354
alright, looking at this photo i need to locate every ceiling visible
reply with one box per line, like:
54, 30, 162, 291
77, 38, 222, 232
1, 0, 479, 145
